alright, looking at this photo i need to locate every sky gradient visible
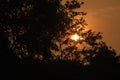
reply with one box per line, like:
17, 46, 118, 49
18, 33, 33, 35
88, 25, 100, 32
82, 0, 120, 54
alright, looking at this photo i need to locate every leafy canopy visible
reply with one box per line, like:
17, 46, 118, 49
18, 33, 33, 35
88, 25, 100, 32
0, 0, 118, 65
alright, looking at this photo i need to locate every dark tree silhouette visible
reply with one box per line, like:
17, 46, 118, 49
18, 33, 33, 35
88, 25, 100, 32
0, 0, 87, 62
50, 0, 119, 66
0, 29, 19, 80
0, 0, 75, 62
0, 0, 120, 80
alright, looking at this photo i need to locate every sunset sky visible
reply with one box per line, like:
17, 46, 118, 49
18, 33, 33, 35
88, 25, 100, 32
82, 0, 120, 54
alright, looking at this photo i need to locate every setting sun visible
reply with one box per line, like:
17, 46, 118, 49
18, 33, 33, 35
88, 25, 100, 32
70, 34, 80, 41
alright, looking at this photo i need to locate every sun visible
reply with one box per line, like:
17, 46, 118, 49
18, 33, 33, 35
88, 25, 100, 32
70, 34, 80, 41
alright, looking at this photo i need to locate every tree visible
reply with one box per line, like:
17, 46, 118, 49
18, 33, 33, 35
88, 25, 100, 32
0, 0, 66, 62
0, 0, 120, 80
50, 0, 119, 66
0, 0, 119, 64
0, 0, 87, 63
0, 0, 34, 62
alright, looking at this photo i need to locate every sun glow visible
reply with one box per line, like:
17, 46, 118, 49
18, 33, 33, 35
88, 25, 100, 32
70, 33, 84, 41
70, 34, 80, 41
79, 36, 84, 40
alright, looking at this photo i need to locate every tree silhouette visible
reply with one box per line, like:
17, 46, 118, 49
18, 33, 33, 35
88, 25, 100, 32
50, 0, 119, 66
0, 0, 120, 79
0, 0, 88, 63
0, 29, 20, 80
0, 0, 64, 62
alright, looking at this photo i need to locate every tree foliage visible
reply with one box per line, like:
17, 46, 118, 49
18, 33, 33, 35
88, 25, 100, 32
0, 0, 66, 62
0, 0, 119, 65
50, 0, 119, 65
0, 0, 120, 80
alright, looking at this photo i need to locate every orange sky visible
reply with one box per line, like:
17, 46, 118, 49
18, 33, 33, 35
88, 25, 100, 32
81, 0, 120, 54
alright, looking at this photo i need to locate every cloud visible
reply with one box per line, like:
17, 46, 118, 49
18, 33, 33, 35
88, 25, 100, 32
88, 6, 120, 16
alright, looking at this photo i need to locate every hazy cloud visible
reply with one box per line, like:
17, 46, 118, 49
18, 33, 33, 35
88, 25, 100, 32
88, 6, 120, 16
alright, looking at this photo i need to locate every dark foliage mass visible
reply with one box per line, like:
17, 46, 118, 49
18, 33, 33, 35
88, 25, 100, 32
0, 0, 120, 80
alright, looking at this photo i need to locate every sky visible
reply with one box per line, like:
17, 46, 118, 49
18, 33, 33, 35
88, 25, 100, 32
81, 0, 120, 54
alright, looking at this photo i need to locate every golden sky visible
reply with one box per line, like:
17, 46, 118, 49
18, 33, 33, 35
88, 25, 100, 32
82, 0, 120, 54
